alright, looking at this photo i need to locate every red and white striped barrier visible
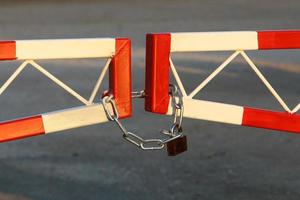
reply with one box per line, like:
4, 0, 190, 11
0, 104, 109, 142
0, 38, 132, 142
145, 30, 300, 134
169, 99, 300, 133
0, 38, 116, 60
169, 30, 300, 52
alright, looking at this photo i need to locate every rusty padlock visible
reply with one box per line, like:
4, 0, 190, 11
166, 135, 187, 156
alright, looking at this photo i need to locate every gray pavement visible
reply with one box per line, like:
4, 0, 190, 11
0, 0, 300, 199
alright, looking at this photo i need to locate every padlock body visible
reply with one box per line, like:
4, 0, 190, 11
167, 135, 187, 156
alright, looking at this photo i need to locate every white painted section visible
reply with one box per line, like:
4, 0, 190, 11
167, 98, 244, 125
42, 104, 110, 133
16, 38, 116, 60
170, 32, 258, 52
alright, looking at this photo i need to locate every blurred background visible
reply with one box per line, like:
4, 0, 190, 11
0, 0, 300, 199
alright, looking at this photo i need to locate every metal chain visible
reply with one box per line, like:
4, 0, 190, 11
102, 95, 164, 150
101, 84, 184, 150
170, 84, 184, 129
131, 90, 145, 98
161, 84, 184, 137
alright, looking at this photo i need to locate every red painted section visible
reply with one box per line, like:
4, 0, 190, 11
0, 41, 16, 60
145, 33, 171, 114
242, 107, 300, 133
109, 38, 132, 119
258, 30, 300, 49
0, 115, 45, 142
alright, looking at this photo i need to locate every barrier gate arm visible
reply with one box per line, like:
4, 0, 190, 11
145, 30, 300, 134
0, 38, 132, 142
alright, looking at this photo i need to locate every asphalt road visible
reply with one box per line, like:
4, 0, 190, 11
0, 0, 300, 199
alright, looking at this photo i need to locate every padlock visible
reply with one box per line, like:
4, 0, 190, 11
166, 135, 187, 156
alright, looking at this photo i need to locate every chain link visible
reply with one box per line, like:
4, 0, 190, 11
131, 90, 145, 98
170, 84, 184, 130
101, 84, 184, 151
